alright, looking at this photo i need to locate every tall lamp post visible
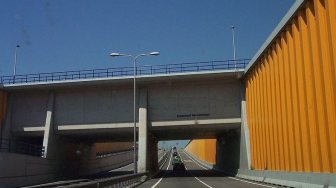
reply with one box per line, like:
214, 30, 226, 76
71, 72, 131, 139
14, 44, 20, 76
231, 26, 237, 69
109, 51, 160, 174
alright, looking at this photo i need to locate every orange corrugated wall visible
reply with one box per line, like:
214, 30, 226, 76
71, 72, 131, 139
245, 0, 336, 173
185, 139, 216, 164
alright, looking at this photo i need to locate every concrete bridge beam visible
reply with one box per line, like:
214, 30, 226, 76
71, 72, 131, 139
138, 88, 159, 174
42, 92, 54, 158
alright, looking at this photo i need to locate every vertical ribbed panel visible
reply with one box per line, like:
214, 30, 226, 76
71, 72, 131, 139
245, 0, 336, 173
185, 139, 216, 164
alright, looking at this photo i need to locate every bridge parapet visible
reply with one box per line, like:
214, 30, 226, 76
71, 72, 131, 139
0, 59, 249, 85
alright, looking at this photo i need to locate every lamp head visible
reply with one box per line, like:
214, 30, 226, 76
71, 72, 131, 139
149, 52, 160, 56
110, 53, 121, 57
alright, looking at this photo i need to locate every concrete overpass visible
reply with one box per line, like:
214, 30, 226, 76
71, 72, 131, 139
0, 60, 249, 186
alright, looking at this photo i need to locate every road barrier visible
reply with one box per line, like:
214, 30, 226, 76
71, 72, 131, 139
0, 59, 250, 85
0, 139, 44, 157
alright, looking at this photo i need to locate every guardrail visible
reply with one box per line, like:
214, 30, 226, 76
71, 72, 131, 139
96, 148, 133, 159
0, 139, 44, 157
0, 59, 250, 85
64, 172, 148, 188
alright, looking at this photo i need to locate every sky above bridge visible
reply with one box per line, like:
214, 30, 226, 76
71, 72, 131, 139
0, 0, 294, 77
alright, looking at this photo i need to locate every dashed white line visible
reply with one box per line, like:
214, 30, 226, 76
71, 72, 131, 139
151, 151, 172, 188
194, 177, 213, 188
180, 151, 214, 188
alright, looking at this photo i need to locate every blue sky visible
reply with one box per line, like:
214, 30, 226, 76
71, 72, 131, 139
0, 0, 294, 77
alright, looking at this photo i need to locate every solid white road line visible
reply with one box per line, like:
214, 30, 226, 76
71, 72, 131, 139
180, 151, 214, 188
108, 162, 133, 172
151, 151, 172, 188
227, 177, 277, 188
182, 150, 207, 170
182, 150, 277, 188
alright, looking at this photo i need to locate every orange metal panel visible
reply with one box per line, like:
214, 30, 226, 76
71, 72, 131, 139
280, 33, 292, 171
279, 36, 290, 171
284, 28, 297, 172
245, 0, 335, 174
293, 15, 312, 172
269, 48, 280, 170
306, 0, 332, 172
260, 62, 267, 170
252, 72, 258, 169
275, 41, 286, 170
256, 64, 263, 170
185, 139, 216, 165
299, 8, 322, 172
262, 60, 269, 170
314, 0, 336, 173
266, 52, 275, 171
289, 22, 304, 172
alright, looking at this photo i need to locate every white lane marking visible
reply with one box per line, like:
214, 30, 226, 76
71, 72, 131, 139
179, 151, 213, 188
227, 177, 277, 188
182, 150, 207, 169
109, 162, 133, 172
182, 150, 277, 188
195, 177, 213, 188
151, 152, 172, 188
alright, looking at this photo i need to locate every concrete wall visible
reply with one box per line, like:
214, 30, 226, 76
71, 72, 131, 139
244, 0, 336, 173
7, 77, 241, 139
95, 142, 133, 154
148, 79, 241, 121
0, 90, 7, 137
11, 91, 48, 132
54, 87, 133, 125
0, 151, 133, 188
0, 152, 58, 188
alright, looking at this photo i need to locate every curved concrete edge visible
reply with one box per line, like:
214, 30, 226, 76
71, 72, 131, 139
237, 169, 336, 188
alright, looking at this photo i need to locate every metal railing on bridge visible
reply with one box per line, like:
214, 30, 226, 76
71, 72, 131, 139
0, 139, 45, 157
0, 59, 250, 85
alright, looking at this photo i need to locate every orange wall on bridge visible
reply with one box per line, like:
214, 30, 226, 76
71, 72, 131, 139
0, 90, 7, 131
185, 139, 216, 165
245, 0, 336, 173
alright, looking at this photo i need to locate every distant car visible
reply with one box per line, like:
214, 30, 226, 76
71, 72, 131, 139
172, 152, 178, 157
172, 156, 185, 172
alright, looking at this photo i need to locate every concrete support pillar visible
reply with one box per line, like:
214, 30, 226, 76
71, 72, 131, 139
239, 82, 251, 170
137, 88, 159, 174
147, 134, 158, 174
42, 92, 54, 158
138, 88, 148, 173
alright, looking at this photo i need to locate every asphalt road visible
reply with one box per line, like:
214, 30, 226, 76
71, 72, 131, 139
108, 149, 166, 174
137, 150, 280, 188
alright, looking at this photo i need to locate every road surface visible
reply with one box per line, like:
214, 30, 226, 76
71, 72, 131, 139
137, 150, 279, 188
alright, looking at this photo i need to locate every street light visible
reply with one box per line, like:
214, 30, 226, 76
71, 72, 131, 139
231, 26, 237, 69
109, 51, 159, 174
14, 44, 20, 76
